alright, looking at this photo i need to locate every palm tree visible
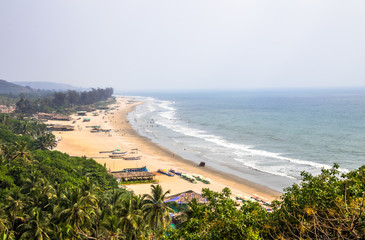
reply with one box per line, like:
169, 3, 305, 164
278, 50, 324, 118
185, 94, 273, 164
101, 189, 125, 219
17, 208, 51, 240
56, 185, 99, 238
175, 198, 202, 225
25, 178, 56, 211
0, 154, 4, 165
12, 141, 31, 162
0, 207, 11, 238
143, 185, 174, 237
0, 144, 16, 162
101, 214, 124, 240
35, 134, 55, 150
20, 170, 40, 194
58, 188, 93, 229
4, 189, 25, 231
119, 195, 145, 239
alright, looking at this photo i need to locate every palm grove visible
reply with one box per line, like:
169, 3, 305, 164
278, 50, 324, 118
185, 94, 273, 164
0, 89, 364, 239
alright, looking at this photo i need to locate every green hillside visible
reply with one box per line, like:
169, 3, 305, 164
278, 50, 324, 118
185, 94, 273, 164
15, 81, 84, 91
0, 79, 35, 95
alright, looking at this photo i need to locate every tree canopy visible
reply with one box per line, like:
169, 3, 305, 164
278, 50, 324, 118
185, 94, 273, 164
1, 111, 364, 239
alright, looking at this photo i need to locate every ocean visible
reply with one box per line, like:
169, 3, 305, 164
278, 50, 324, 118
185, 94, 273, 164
123, 88, 365, 192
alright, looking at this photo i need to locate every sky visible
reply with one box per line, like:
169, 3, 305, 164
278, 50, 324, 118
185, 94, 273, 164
0, 0, 364, 92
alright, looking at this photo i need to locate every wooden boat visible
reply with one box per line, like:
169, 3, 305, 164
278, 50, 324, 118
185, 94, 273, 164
99, 149, 118, 153
112, 151, 128, 155
192, 174, 210, 184
158, 169, 174, 177
180, 173, 197, 184
120, 166, 147, 172
170, 169, 183, 176
122, 155, 142, 160
109, 155, 125, 159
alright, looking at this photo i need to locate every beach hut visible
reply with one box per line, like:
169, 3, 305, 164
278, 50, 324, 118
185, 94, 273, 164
111, 171, 156, 182
164, 190, 207, 204
77, 111, 87, 116
119, 166, 148, 172
51, 114, 72, 121
47, 124, 74, 131
38, 113, 54, 120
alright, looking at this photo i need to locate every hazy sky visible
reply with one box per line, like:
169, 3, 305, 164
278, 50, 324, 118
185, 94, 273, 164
1, 1, 364, 92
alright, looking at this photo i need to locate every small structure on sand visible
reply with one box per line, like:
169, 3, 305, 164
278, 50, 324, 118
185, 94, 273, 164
111, 171, 156, 183
38, 113, 71, 121
77, 111, 87, 116
52, 115, 71, 121
164, 190, 207, 204
37, 113, 54, 120
120, 166, 148, 172
47, 124, 74, 131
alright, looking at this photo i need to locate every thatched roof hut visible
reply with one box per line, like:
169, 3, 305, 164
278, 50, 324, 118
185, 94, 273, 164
164, 190, 207, 204
47, 124, 74, 131
38, 113, 54, 120
77, 111, 87, 116
111, 171, 156, 182
51, 115, 71, 121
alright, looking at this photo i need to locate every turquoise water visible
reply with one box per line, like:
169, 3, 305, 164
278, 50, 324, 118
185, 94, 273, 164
125, 88, 365, 191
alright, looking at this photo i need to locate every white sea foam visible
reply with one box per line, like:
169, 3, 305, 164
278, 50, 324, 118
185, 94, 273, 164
131, 97, 349, 179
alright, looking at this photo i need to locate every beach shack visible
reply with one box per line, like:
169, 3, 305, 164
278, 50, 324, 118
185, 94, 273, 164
164, 190, 208, 225
121, 166, 148, 172
164, 190, 207, 205
47, 124, 74, 131
77, 111, 87, 116
51, 115, 71, 121
111, 171, 156, 183
38, 113, 54, 120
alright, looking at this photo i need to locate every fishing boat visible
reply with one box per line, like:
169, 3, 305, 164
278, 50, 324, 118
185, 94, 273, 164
109, 155, 125, 159
121, 166, 148, 172
180, 173, 197, 184
158, 169, 174, 176
192, 174, 211, 184
112, 151, 128, 155
170, 169, 183, 176
99, 149, 118, 153
122, 155, 142, 160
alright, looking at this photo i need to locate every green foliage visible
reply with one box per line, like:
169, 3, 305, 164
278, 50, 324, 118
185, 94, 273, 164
1, 114, 365, 239
15, 87, 114, 114
266, 165, 365, 239
168, 166, 365, 240
143, 185, 174, 238
168, 187, 265, 240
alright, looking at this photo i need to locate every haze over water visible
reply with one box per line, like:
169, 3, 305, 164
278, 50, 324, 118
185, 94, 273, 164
125, 88, 365, 191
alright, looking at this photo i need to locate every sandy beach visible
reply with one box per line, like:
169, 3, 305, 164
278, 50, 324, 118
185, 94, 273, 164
51, 97, 281, 201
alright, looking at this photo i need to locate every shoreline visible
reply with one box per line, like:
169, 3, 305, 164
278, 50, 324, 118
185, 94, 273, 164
52, 97, 281, 201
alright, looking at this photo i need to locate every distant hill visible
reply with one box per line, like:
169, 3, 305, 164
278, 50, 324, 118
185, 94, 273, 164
0, 79, 35, 94
14, 81, 84, 92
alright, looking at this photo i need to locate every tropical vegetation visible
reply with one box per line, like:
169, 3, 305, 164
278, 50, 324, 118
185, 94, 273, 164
15, 87, 114, 115
1, 109, 364, 239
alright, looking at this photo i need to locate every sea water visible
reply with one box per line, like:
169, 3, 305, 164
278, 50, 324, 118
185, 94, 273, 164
124, 88, 365, 191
